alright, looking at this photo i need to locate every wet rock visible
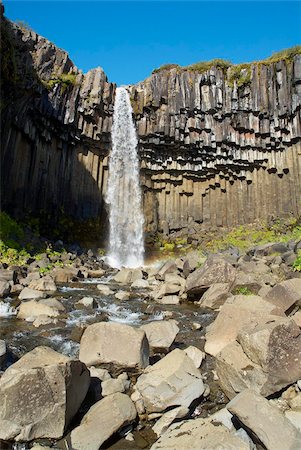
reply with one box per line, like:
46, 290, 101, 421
75, 296, 97, 309
156, 294, 180, 305
115, 290, 130, 301
32, 315, 61, 328
0, 339, 6, 369
205, 295, 284, 356
97, 284, 114, 295
140, 320, 179, 350
28, 275, 57, 292
39, 297, 65, 311
183, 346, 204, 368
0, 280, 10, 297
132, 349, 204, 413
152, 406, 189, 436
197, 283, 230, 309
79, 322, 149, 368
132, 279, 150, 288
70, 393, 137, 450
150, 418, 251, 449
227, 389, 301, 450
186, 255, 236, 296
0, 346, 90, 441
87, 269, 105, 278
18, 287, 46, 300
17, 300, 61, 321
264, 278, 301, 313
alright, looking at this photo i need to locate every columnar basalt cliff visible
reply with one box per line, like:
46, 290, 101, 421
1, 10, 301, 239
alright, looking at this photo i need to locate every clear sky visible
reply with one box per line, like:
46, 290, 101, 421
4, 1, 301, 85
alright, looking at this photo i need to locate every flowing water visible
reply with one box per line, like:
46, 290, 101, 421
106, 87, 144, 268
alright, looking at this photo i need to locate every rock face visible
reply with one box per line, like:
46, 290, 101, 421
132, 349, 204, 413
79, 322, 150, 368
0, 346, 90, 441
1, 9, 300, 234
70, 393, 137, 450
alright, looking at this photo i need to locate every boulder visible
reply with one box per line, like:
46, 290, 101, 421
70, 393, 137, 450
52, 267, 78, 283
155, 260, 178, 281
264, 278, 301, 312
182, 251, 201, 278
140, 320, 179, 350
152, 406, 189, 436
131, 279, 150, 288
101, 378, 126, 396
17, 300, 61, 321
156, 295, 180, 305
292, 310, 301, 327
0, 346, 90, 441
216, 317, 301, 398
75, 296, 97, 309
285, 410, 301, 433
18, 287, 46, 300
197, 283, 230, 309
39, 297, 65, 311
186, 255, 236, 296
0, 280, 10, 297
183, 346, 204, 368
79, 322, 149, 368
87, 269, 105, 278
97, 284, 114, 295
89, 366, 111, 381
152, 282, 182, 300
205, 295, 284, 356
227, 389, 301, 450
0, 269, 17, 283
132, 349, 204, 413
150, 418, 251, 449
28, 275, 57, 292
0, 340, 6, 369
113, 268, 142, 284
32, 315, 60, 328
115, 290, 130, 301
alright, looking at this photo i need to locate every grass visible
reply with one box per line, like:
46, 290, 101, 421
204, 218, 301, 253
232, 286, 254, 296
151, 46, 301, 84
41, 72, 77, 91
293, 251, 301, 272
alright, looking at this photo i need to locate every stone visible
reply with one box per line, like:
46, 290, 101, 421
0, 340, 6, 368
182, 251, 201, 278
101, 378, 125, 396
0, 269, 17, 283
186, 255, 236, 296
39, 297, 65, 311
52, 267, 78, 283
79, 322, 149, 368
89, 366, 111, 381
156, 295, 180, 305
237, 318, 301, 396
152, 282, 182, 300
87, 269, 105, 278
32, 315, 60, 328
197, 283, 230, 309
183, 346, 204, 368
17, 300, 61, 321
97, 284, 114, 295
140, 320, 179, 350
0, 280, 10, 297
75, 296, 97, 309
115, 290, 130, 301
70, 393, 137, 450
150, 418, 251, 449
132, 349, 204, 413
0, 346, 90, 441
131, 279, 150, 288
264, 278, 301, 312
227, 389, 301, 450
28, 275, 57, 292
285, 410, 301, 432
152, 406, 189, 436
18, 287, 46, 300
292, 310, 301, 327
205, 295, 284, 356
113, 268, 143, 284
155, 260, 178, 281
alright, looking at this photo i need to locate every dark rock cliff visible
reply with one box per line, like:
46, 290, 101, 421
1, 11, 301, 239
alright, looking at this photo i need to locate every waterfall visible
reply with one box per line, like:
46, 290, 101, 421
106, 87, 144, 268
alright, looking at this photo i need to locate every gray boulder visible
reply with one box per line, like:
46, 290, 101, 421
140, 320, 179, 350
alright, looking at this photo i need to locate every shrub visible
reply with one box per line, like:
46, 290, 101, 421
152, 64, 180, 74
233, 286, 254, 295
293, 251, 301, 272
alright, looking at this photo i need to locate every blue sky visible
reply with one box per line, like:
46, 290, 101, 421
4, 1, 301, 85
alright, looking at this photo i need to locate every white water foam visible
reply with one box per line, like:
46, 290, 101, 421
106, 86, 144, 268
0, 302, 17, 317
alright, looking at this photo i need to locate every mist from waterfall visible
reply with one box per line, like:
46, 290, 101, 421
106, 87, 144, 268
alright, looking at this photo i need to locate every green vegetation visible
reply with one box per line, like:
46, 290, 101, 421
152, 63, 180, 74
228, 64, 252, 88
263, 45, 301, 64
185, 58, 231, 74
41, 72, 77, 91
293, 250, 301, 272
0, 212, 24, 249
15, 20, 34, 32
232, 286, 254, 296
204, 218, 301, 253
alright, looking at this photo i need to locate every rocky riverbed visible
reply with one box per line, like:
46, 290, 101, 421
1, 239, 301, 449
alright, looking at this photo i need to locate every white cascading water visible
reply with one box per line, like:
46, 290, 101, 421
106, 87, 144, 268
